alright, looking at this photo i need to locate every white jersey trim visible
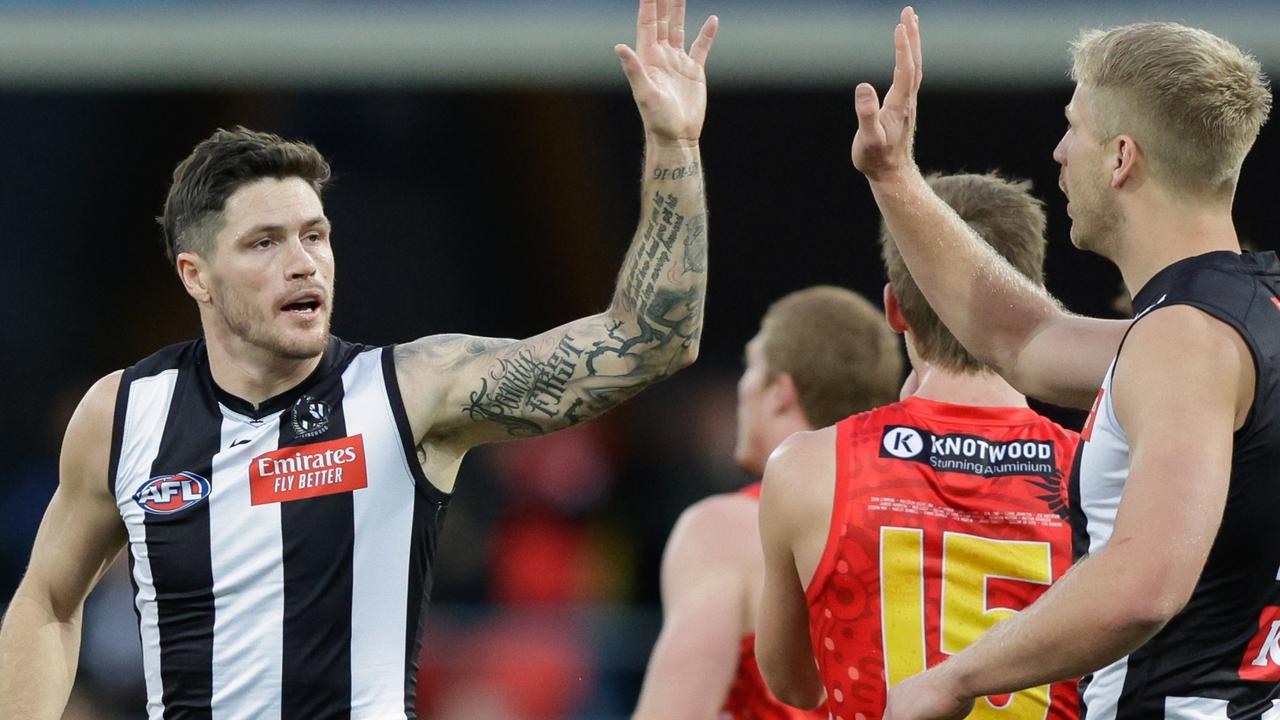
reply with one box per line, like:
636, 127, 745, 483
209, 412, 285, 718
345, 348, 415, 719
116, 369, 180, 720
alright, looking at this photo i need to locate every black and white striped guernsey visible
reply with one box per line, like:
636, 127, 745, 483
108, 336, 449, 719
1069, 251, 1280, 720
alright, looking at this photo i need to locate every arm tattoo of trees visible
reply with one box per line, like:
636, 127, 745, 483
586, 284, 700, 376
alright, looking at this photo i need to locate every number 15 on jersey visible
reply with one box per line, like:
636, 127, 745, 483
881, 527, 1056, 720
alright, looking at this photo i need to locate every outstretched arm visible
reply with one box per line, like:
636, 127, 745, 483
633, 495, 756, 720
852, 7, 1125, 409
395, 0, 718, 462
0, 373, 128, 719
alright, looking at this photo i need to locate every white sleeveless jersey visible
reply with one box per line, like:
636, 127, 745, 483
109, 337, 449, 719
1068, 251, 1280, 720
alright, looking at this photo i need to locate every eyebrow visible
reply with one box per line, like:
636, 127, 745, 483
239, 216, 331, 238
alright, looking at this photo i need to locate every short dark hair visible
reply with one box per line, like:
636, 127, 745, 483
759, 285, 903, 427
159, 126, 331, 263
880, 172, 1047, 373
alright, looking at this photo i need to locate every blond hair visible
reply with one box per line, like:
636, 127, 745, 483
1071, 22, 1271, 196
881, 173, 1046, 374
759, 286, 902, 427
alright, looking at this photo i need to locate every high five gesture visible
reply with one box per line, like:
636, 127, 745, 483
849, 7, 1124, 411
390, 0, 716, 458
616, 0, 719, 145
852, 6, 922, 181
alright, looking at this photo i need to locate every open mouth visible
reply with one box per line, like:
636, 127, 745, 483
280, 292, 323, 318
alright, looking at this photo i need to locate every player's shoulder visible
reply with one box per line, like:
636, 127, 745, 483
1125, 303, 1246, 367
77, 370, 125, 429
767, 426, 837, 473
81, 366, 124, 412
125, 338, 204, 378
1128, 250, 1277, 353
663, 491, 761, 583
758, 427, 837, 527
1114, 305, 1251, 428
1152, 249, 1275, 306
60, 370, 126, 494
670, 491, 760, 553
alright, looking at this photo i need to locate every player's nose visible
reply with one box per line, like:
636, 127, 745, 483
283, 236, 319, 279
1052, 135, 1069, 166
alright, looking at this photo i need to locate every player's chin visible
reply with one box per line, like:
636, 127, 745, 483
1068, 224, 1097, 253
732, 441, 761, 477
273, 319, 330, 359
1067, 227, 1084, 250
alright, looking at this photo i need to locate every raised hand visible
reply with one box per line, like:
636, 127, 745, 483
852, 6, 923, 181
615, 0, 719, 145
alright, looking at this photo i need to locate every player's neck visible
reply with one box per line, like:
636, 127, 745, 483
908, 364, 1027, 408
759, 414, 815, 472
204, 330, 324, 409
1114, 195, 1240, 296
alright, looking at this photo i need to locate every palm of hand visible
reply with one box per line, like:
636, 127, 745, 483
632, 46, 707, 141
616, 0, 718, 145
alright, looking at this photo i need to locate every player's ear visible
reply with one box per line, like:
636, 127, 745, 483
884, 283, 909, 334
1111, 134, 1140, 189
177, 251, 213, 304
769, 372, 800, 416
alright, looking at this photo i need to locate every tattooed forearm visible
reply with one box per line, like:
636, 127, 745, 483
453, 263, 703, 440
683, 213, 707, 274
589, 284, 701, 374
423, 147, 708, 444
618, 190, 686, 314
651, 161, 701, 181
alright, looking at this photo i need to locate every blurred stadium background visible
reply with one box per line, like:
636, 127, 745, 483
1, 1, 1277, 718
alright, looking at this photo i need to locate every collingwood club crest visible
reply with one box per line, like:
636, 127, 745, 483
291, 395, 331, 438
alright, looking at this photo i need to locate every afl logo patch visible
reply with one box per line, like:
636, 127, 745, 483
133, 471, 211, 515
291, 395, 331, 438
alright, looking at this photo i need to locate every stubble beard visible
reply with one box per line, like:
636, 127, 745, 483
214, 287, 333, 361
1069, 177, 1124, 259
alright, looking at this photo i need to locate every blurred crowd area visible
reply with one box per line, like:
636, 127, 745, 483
1, 9, 1279, 714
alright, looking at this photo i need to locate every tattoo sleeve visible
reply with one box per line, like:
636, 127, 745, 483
397, 141, 707, 446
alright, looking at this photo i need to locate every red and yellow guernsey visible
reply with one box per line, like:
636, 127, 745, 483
806, 397, 1081, 720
